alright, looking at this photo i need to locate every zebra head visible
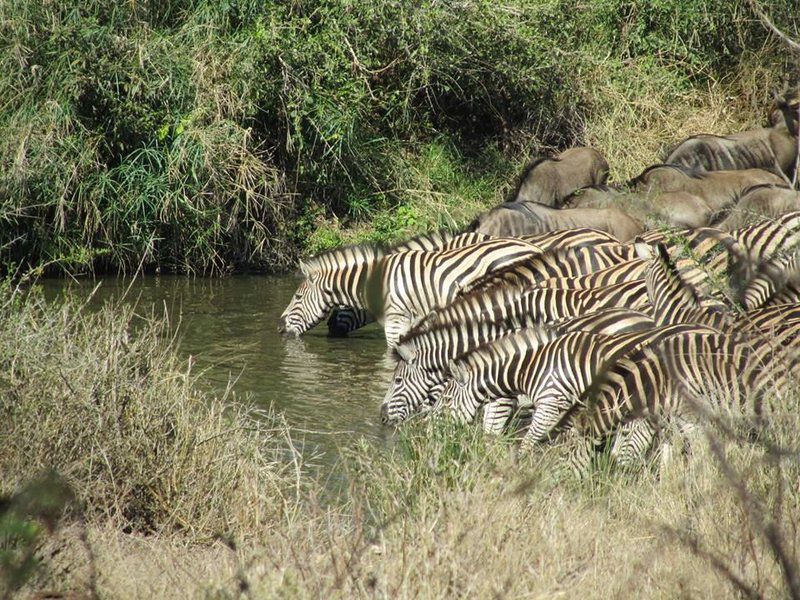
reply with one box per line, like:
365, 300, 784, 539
279, 244, 381, 336
278, 262, 332, 336
437, 360, 482, 424
380, 345, 444, 425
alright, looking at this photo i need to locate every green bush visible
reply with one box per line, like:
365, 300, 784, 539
0, 0, 794, 273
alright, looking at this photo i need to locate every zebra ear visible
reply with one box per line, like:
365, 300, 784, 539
448, 360, 468, 385
298, 260, 311, 277
395, 343, 417, 364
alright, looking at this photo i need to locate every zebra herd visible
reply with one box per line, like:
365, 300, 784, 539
279, 90, 800, 473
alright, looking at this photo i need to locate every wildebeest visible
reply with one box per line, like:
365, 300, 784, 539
469, 200, 644, 241
630, 164, 785, 212
564, 185, 713, 229
717, 184, 800, 230
665, 90, 799, 180
509, 147, 609, 207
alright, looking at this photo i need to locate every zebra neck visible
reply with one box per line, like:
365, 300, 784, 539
336, 262, 375, 309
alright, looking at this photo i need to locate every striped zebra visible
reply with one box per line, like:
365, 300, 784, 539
279, 230, 488, 336
366, 237, 543, 347
644, 241, 800, 332
568, 319, 800, 474
518, 227, 620, 251
734, 250, 800, 309
381, 282, 655, 426
437, 323, 706, 446
326, 307, 374, 337
459, 244, 646, 297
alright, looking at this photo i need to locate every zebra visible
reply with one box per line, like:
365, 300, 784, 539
326, 307, 374, 337
459, 243, 647, 297
567, 319, 800, 474
278, 230, 489, 336
518, 227, 620, 250
381, 281, 656, 427
644, 241, 800, 331
366, 237, 543, 347
437, 323, 707, 446
559, 248, 800, 472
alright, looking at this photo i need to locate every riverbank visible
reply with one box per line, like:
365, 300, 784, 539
2, 0, 797, 274
2, 283, 798, 598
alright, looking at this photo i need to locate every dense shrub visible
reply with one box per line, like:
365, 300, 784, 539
0, 0, 796, 273
0, 283, 297, 539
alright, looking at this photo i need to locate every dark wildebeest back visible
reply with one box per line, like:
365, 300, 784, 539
565, 184, 713, 229
665, 89, 799, 180
469, 200, 644, 241
630, 164, 785, 212
510, 147, 609, 207
717, 184, 800, 230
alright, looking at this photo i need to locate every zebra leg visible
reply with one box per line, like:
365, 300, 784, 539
520, 393, 573, 451
482, 398, 516, 434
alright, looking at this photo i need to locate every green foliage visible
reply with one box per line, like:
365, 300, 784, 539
0, 0, 794, 273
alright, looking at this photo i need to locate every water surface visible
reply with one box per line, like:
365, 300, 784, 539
42, 275, 395, 468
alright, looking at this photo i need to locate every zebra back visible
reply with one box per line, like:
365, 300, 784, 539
730, 211, 800, 260
537, 259, 648, 289
447, 323, 704, 442
368, 237, 543, 346
518, 227, 620, 250
458, 244, 640, 297
390, 230, 491, 253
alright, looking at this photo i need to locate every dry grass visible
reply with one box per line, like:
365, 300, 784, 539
16, 419, 800, 599
569, 52, 786, 183
0, 282, 300, 542
2, 285, 798, 598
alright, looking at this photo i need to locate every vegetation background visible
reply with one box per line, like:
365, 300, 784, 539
2, 0, 797, 274
3, 1, 800, 597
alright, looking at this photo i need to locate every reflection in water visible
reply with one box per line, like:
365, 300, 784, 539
40, 274, 395, 467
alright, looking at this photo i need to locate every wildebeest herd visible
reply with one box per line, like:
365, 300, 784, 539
279, 87, 800, 473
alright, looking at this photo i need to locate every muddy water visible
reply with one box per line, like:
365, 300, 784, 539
42, 275, 395, 467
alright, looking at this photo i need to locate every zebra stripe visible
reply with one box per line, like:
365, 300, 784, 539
437, 324, 701, 445
381, 284, 655, 426
279, 243, 380, 336
368, 238, 543, 347
280, 231, 490, 336
518, 227, 620, 250
326, 307, 374, 337
569, 320, 800, 473
460, 244, 643, 297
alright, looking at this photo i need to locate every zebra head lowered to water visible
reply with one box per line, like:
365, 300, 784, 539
278, 244, 383, 336
279, 231, 492, 337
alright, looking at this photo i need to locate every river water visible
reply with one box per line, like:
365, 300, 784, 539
42, 275, 395, 468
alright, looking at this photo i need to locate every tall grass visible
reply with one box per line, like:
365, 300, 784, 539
1, 0, 797, 272
1, 287, 798, 597
0, 282, 299, 541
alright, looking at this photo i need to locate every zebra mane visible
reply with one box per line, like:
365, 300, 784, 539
388, 229, 456, 253
505, 155, 559, 202
397, 284, 528, 349
459, 244, 627, 296
451, 325, 564, 373
300, 242, 385, 276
